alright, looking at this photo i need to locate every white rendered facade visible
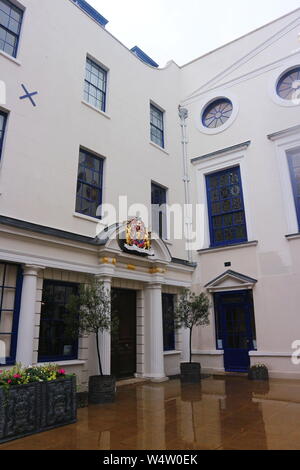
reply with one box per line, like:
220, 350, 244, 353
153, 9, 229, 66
0, 0, 300, 384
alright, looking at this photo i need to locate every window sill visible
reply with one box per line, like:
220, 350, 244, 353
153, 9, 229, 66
37, 360, 86, 367
198, 240, 258, 254
149, 141, 169, 155
192, 350, 224, 356
0, 49, 21, 66
73, 212, 101, 223
81, 100, 111, 119
286, 233, 300, 241
164, 350, 182, 356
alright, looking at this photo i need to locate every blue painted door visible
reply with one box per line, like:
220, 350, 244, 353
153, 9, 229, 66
215, 291, 256, 372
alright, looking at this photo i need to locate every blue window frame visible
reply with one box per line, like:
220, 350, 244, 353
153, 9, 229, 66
206, 166, 248, 247
84, 57, 107, 112
151, 182, 167, 239
162, 294, 175, 352
287, 149, 300, 229
0, 262, 23, 366
0, 0, 23, 58
150, 104, 164, 148
0, 110, 7, 160
38, 280, 79, 363
76, 148, 104, 219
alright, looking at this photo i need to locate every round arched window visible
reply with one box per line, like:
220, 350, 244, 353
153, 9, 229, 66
202, 98, 233, 129
277, 67, 300, 101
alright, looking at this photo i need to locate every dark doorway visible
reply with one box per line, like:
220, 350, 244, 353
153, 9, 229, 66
111, 288, 137, 379
214, 290, 257, 372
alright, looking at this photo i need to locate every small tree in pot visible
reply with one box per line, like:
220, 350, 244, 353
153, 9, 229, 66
175, 289, 210, 383
67, 277, 116, 404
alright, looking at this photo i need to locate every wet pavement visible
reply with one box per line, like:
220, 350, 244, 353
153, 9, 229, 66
1, 375, 300, 450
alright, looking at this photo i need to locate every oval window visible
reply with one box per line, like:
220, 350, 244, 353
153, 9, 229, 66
277, 67, 300, 101
202, 98, 233, 129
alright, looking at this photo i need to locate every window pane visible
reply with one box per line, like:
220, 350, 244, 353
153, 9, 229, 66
38, 281, 79, 361
206, 167, 247, 247
162, 294, 175, 351
76, 149, 103, 219
150, 104, 164, 148
0, 262, 21, 364
84, 58, 107, 112
0, 0, 22, 57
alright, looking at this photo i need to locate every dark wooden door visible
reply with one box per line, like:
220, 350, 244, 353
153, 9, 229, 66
111, 289, 137, 379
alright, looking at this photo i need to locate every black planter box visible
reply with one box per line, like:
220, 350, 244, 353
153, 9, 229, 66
248, 366, 269, 381
180, 362, 201, 384
88, 375, 116, 404
76, 391, 89, 409
0, 376, 77, 444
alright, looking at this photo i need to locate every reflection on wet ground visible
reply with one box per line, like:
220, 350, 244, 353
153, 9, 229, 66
1, 375, 300, 450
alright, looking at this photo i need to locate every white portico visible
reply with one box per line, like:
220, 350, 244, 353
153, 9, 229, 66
94, 222, 194, 382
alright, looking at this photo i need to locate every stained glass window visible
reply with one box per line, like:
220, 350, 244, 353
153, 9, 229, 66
206, 166, 248, 247
84, 57, 107, 111
0, 0, 22, 57
287, 149, 300, 229
38, 281, 79, 362
277, 68, 300, 101
76, 149, 104, 218
202, 98, 233, 129
150, 104, 164, 148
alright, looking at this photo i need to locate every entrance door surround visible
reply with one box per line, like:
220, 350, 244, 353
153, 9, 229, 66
205, 270, 258, 373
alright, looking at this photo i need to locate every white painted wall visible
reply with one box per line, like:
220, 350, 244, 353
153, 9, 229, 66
0, 0, 300, 379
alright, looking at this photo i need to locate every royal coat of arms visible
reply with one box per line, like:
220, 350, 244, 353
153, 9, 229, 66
124, 218, 154, 256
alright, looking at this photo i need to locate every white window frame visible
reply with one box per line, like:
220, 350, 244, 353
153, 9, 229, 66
269, 128, 300, 234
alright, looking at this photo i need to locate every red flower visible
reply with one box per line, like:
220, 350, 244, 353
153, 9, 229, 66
7, 379, 12, 384
58, 369, 66, 375
13, 374, 21, 379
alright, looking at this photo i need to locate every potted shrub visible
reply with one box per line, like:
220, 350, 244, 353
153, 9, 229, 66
175, 289, 210, 383
0, 364, 76, 444
248, 363, 269, 381
67, 277, 116, 405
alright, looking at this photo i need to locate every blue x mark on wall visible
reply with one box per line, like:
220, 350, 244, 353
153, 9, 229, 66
19, 84, 38, 107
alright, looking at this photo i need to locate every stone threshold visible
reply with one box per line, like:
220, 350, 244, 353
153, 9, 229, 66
116, 377, 150, 387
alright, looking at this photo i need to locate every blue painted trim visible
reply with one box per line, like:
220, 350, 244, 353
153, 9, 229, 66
71, 0, 108, 27
131, 46, 159, 68
19, 84, 38, 107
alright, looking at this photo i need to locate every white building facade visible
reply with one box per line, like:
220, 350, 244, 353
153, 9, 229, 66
0, 0, 300, 386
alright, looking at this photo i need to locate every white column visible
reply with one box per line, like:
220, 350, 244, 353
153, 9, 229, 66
16, 265, 44, 366
96, 275, 111, 376
144, 282, 168, 382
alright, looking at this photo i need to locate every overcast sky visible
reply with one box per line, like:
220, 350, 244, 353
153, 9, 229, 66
87, 0, 300, 66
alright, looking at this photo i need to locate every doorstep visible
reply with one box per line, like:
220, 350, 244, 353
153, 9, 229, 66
116, 377, 150, 387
